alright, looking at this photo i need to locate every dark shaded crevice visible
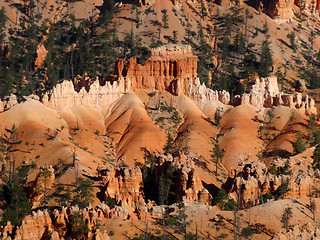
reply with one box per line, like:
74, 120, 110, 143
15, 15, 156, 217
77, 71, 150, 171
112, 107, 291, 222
202, 181, 219, 199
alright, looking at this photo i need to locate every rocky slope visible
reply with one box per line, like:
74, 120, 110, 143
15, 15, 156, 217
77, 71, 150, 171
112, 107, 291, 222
0, 44, 320, 239
1, 0, 320, 238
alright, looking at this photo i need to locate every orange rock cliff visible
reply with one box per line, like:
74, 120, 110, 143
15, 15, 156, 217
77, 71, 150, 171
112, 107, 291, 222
114, 45, 198, 95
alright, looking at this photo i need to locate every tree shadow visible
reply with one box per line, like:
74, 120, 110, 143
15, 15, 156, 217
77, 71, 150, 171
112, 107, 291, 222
277, 38, 291, 49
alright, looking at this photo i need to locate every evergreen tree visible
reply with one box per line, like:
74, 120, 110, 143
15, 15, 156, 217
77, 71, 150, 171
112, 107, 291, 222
0, 7, 11, 98
274, 179, 290, 199
200, 0, 208, 18
0, 125, 31, 226
0, 7, 5, 44
161, 9, 169, 29
312, 144, 320, 170
287, 31, 297, 51
308, 114, 316, 143
164, 133, 173, 153
39, 168, 52, 203
293, 132, 306, 154
281, 207, 293, 232
0, 181, 31, 226
214, 189, 237, 211
158, 165, 176, 205
258, 38, 273, 77
69, 211, 90, 240
173, 30, 178, 44
211, 142, 224, 176
72, 178, 94, 208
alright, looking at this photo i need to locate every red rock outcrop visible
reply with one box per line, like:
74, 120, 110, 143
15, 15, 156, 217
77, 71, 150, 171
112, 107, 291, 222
35, 43, 48, 69
114, 45, 198, 96
249, 0, 294, 19
113, 45, 230, 104
266, 0, 294, 19
227, 155, 320, 207
1, 206, 112, 240
98, 166, 146, 211
14, 210, 56, 240
170, 155, 212, 204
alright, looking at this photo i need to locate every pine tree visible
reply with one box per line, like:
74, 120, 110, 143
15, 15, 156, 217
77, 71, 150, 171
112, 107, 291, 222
69, 211, 90, 240
72, 178, 94, 208
211, 141, 224, 176
0, 126, 31, 226
172, 30, 178, 44
159, 165, 176, 205
281, 207, 293, 232
161, 9, 169, 29
258, 38, 273, 78
287, 31, 297, 52
312, 144, 320, 170
308, 114, 316, 143
214, 189, 237, 211
0, 7, 11, 98
200, 0, 207, 18
293, 133, 306, 154
164, 133, 173, 153
39, 168, 52, 203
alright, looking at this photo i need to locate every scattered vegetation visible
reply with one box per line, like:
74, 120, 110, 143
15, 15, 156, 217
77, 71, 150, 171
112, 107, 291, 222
281, 206, 293, 232
293, 132, 306, 155
214, 189, 237, 211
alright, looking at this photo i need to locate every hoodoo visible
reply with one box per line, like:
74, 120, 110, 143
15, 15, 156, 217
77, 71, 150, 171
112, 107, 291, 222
114, 45, 198, 95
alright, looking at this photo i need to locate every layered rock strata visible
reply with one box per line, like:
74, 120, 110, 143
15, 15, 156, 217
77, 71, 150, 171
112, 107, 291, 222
114, 45, 198, 96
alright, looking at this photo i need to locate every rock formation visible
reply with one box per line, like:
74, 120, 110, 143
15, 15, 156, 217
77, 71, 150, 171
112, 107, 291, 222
0, 94, 18, 112
114, 45, 198, 96
233, 76, 317, 115
97, 166, 146, 212
42, 76, 130, 110
170, 154, 212, 204
273, 223, 320, 240
249, 0, 320, 19
0, 45, 316, 118
114, 44, 230, 104
265, 0, 295, 20
1, 206, 112, 240
227, 155, 320, 207
13, 210, 56, 240
186, 78, 231, 105
35, 43, 48, 69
